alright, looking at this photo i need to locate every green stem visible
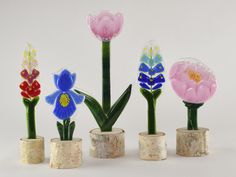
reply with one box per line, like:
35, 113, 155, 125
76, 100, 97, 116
63, 119, 70, 140
184, 101, 204, 130
147, 98, 156, 134
26, 103, 36, 139
102, 41, 111, 114
140, 89, 161, 135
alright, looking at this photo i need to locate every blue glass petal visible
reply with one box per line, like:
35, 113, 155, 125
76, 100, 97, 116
57, 69, 74, 91
139, 63, 149, 72
138, 73, 149, 83
68, 90, 85, 104
147, 78, 157, 86
153, 54, 162, 64
53, 92, 76, 120
152, 83, 162, 90
54, 74, 59, 88
153, 63, 164, 73
45, 90, 61, 105
140, 83, 150, 90
148, 68, 156, 76
140, 54, 151, 66
72, 73, 76, 84
154, 74, 165, 83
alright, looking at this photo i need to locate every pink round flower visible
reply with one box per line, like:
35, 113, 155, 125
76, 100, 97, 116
88, 11, 124, 41
169, 59, 216, 103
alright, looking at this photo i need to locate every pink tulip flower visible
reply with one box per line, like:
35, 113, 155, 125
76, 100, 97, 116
88, 11, 124, 41
169, 59, 216, 104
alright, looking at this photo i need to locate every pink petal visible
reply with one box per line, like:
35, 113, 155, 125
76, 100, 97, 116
210, 82, 217, 97
171, 79, 187, 98
197, 84, 211, 103
184, 88, 198, 103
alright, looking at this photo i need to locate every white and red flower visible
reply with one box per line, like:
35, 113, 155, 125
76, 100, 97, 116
19, 44, 40, 99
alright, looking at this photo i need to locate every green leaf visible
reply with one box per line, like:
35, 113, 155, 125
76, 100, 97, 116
152, 89, 162, 100
102, 84, 132, 131
57, 121, 63, 140
140, 88, 153, 101
74, 90, 107, 128
23, 97, 39, 107
31, 96, 39, 106
69, 121, 75, 140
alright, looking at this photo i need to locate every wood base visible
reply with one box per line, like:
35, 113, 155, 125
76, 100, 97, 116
139, 132, 167, 160
20, 136, 44, 164
50, 138, 82, 169
176, 127, 209, 157
89, 128, 125, 158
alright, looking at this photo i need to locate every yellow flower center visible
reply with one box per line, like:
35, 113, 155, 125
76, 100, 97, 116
187, 70, 202, 83
59, 93, 70, 107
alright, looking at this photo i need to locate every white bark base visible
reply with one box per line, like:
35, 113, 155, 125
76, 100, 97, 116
20, 136, 44, 164
89, 128, 125, 158
50, 138, 82, 169
139, 132, 167, 160
176, 127, 209, 157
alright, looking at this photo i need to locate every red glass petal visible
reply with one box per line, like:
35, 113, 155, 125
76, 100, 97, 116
27, 86, 35, 96
31, 89, 41, 97
32, 80, 40, 90
21, 91, 30, 98
32, 69, 39, 78
19, 81, 29, 91
21, 69, 29, 79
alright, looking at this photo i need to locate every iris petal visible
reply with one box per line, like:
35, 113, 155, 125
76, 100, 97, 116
54, 74, 59, 88
53, 92, 76, 120
57, 69, 74, 91
45, 90, 61, 105
68, 90, 85, 104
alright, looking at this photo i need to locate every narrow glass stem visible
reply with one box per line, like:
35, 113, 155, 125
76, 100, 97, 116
26, 103, 36, 139
147, 97, 156, 134
184, 101, 204, 130
102, 41, 111, 115
63, 119, 70, 140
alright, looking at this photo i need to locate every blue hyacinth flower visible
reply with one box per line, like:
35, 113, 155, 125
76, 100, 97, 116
138, 46, 165, 91
45, 69, 85, 120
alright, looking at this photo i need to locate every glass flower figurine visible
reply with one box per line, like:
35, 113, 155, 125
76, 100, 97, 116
46, 69, 85, 140
19, 44, 41, 139
138, 42, 165, 134
75, 11, 132, 132
169, 58, 217, 130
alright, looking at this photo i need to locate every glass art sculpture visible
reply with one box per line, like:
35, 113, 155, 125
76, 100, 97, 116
169, 59, 217, 130
138, 42, 167, 161
20, 44, 41, 139
169, 58, 217, 157
19, 44, 44, 164
138, 43, 165, 134
75, 11, 132, 132
46, 69, 85, 140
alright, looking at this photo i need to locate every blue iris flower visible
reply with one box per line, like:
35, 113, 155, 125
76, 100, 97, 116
45, 69, 85, 120
138, 53, 165, 91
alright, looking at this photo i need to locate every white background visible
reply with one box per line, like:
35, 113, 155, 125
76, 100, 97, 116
0, 0, 235, 176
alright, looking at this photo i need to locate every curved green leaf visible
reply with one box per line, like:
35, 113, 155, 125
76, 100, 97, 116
57, 121, 63, 140
74, 90, 107, 128
69, 121, 75, 140
102, 84, 132, 131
